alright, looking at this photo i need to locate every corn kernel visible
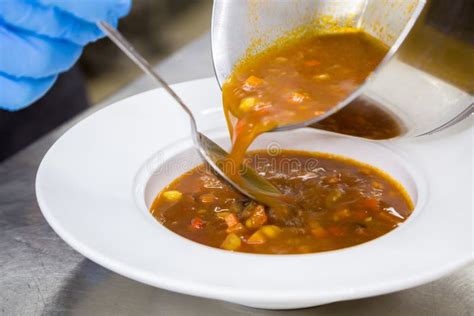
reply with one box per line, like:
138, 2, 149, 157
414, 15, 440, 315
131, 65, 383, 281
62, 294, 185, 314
313, 73, 329, 80
275, 57, 288, 63
239, 97, 257, 112
260, 225, 281, 238
244, 75, 264, 87
162, 190, 182, 201
221, 233, 241, 250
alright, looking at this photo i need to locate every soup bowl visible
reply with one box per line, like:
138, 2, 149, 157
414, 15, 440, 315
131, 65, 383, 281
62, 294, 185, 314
36, 78, 472, 309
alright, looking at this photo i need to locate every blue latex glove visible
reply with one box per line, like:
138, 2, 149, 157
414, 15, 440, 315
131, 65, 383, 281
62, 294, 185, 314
0, 0, 131, 111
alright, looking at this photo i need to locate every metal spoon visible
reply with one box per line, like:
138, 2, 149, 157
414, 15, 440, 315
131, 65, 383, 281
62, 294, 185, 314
97, 22, 281, 203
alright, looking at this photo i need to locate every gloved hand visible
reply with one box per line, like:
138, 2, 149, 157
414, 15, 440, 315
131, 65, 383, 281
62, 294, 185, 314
0, 0, 131, 111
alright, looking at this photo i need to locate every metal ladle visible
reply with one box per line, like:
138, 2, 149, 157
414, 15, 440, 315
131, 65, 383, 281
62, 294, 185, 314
212, 0, 473, 137
97, 22, 282, 203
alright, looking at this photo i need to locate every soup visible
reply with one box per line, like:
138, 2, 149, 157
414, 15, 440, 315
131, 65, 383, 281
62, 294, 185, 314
222, 30, 389, 179
312, 97, 402, 139
150, 28, 410, 254
151, 151, 413, 254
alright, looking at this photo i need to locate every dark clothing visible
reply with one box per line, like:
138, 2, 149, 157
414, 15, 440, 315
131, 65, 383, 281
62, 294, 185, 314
0, 66, 89, 162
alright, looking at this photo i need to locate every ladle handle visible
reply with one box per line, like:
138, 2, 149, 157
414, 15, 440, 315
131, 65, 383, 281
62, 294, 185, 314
97, 21, 198, 132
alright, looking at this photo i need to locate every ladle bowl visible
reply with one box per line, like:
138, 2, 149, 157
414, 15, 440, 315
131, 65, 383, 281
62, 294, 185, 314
212, 0, 473, 138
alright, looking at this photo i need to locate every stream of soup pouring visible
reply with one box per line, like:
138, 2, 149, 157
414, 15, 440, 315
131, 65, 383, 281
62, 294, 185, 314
221, 30, 389, 184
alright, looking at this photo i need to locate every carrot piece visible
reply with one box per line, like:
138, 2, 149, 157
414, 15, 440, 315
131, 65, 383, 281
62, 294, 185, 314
305, 59, 321, 66
362, 198, 379, 211
327, 226, 346, 237
224, 213, 239, 228
226, 223, 246, 234
311, 226, 329, 238
190, 217, 205, 230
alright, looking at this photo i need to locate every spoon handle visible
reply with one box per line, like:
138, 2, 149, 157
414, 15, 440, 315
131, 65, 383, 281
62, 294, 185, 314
97, 21, 198, 132
98, 22, 283, 204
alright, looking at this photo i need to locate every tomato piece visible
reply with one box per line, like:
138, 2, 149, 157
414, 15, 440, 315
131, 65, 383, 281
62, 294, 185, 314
328, 226, 346, 237
190, 217, 205, 230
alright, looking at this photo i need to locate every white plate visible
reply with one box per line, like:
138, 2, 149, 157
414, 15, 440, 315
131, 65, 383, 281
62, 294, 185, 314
36, 77, 473, 309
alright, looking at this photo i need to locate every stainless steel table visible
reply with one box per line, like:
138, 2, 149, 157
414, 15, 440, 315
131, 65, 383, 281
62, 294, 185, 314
1, 33, 472, 316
